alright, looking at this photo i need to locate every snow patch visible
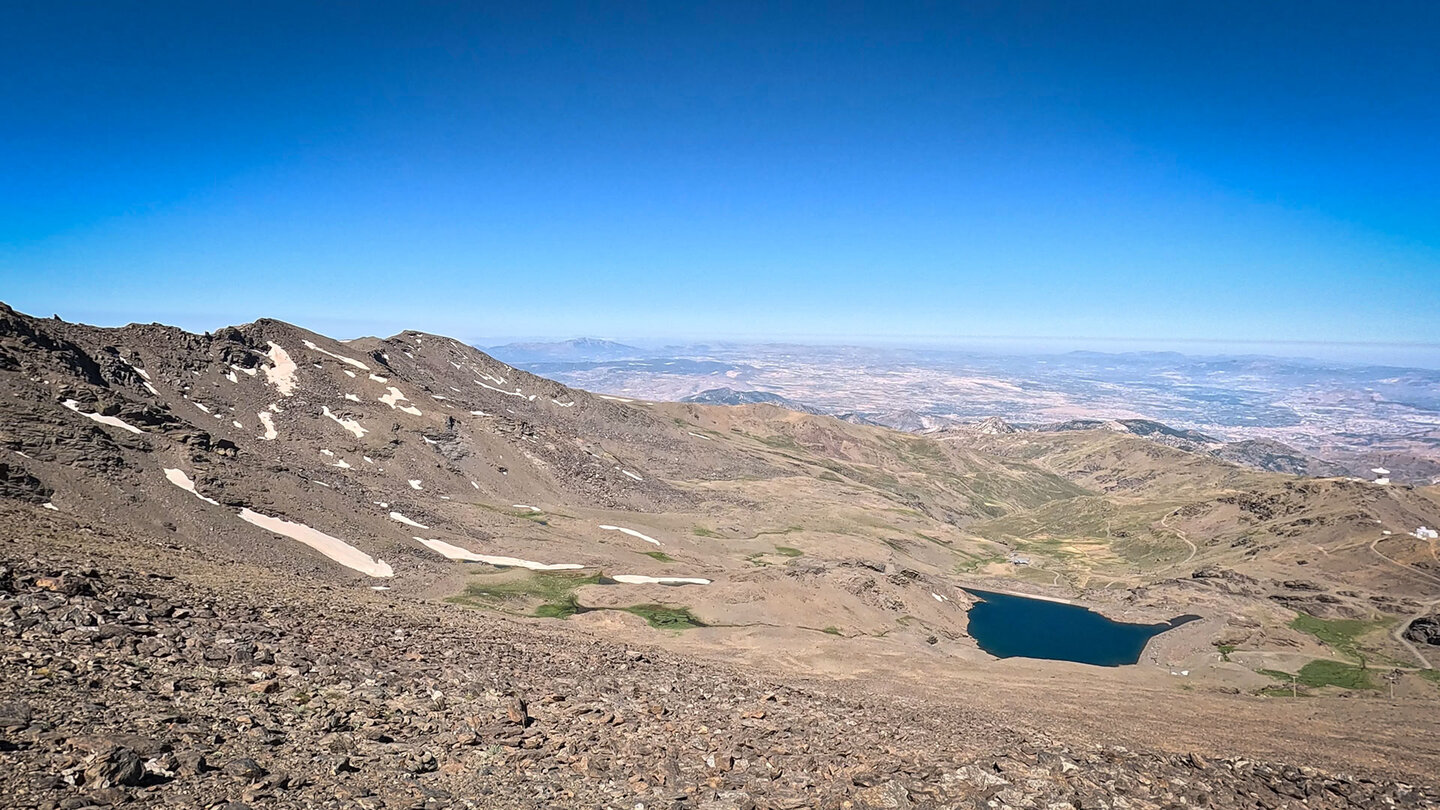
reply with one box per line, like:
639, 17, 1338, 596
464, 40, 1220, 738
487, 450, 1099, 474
611, 575, 710, 586
321, 405, 368, 438
475, 379, 525, 398
621, 470, 643, 482
379, 387, 422, 416
262, 342, 299, 396
598, 525, 660, 546
43, 502, 58, 511
61, 400, 144, 434
302, 339, 370, 370
257, 412, 278, 440
163, 468, 219, 505
388, 511, 429, 529
238, 508, 393, 577
412, 537, 583, 570
408, 479, 423, 490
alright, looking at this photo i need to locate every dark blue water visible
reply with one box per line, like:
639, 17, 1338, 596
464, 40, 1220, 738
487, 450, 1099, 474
963, 588, 1198, 667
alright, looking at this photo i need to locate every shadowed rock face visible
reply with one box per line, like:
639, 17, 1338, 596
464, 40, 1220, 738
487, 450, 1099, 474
1406, 615, 1440, 646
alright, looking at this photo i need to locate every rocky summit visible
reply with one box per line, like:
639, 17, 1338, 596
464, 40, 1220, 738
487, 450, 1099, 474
0, 301, 1438, 808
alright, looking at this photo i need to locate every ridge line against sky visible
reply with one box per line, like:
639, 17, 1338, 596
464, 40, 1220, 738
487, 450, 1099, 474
2, 2, 1437, 351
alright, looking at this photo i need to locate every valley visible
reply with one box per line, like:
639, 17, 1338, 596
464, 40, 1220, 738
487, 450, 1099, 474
1, 302, 1438, 807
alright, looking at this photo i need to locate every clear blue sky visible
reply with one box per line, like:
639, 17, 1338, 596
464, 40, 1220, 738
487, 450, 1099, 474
2, 2, 1437, 350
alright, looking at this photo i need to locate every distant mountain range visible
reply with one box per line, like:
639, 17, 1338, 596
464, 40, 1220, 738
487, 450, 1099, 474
486, 337, 644, 363
681, 387, 824, 414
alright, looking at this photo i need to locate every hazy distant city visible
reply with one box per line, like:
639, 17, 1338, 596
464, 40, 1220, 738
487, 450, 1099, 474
489, 338, 1440, 485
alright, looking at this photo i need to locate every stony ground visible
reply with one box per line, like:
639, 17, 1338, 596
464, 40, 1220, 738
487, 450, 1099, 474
2, 550, 1436, 810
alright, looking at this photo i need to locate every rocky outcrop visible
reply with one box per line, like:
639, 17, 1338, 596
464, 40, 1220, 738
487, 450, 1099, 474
1405, 615, 1440, 646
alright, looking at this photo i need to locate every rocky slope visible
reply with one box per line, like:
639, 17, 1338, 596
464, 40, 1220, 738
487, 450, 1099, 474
2, 301, 1440, 806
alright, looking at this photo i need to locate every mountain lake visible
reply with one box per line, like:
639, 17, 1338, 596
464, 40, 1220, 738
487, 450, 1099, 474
963, 588, 1199, 667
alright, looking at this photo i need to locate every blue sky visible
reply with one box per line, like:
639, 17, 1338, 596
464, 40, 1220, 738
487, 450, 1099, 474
1, 2, 1437, 354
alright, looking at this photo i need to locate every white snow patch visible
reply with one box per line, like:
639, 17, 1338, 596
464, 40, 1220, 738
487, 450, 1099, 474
1415, 527, 1440, 540
621, 470, 643, 482
238, 508, 393, 577
598, 525, 660, 546
344, 393, 360, 402
389, 511, 429, 529
369, 373, 388, 383
225, 371, 238, 383
598, 395, 633, 403
142, 381, 160, 396
408, 479, 423, 490
1372, 467, 1391, 475
469, 410, 489, 417
320, 449, 335, 457
232, 420, 244, 429
364, 456, 375, 464
687, 432, 713, 441
475, 379, 525, 398
163, 468, 219, 505
302, 339, 370, 370
611, 575, 710, 586
932, 592, 946, 602
43, 502, 58, 511
61, 400, 144, 434
193, 401, 211, 414
379, 387, 422, 416
343, 369, 356, 378
231, 364, 257, 376
512, 504, 539, 512
262, 342, 299, 396
470, 481, 479, 489
333, 459, 352, 469
322, 405, 368, 438
551, 399, 574, 407
257, 412, 278, 440
412, 537, 583, 570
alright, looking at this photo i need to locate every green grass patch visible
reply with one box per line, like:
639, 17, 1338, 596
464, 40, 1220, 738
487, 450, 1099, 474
533, 595, 587, 619
1288, 612, 1388, 663
822, 626, 842, 635
1419, 669, 1440, 684
1216, 643, 1236, 662
773, 546, 804, 557
1296, 659, 1375, 690
640, 550, 675, 562
1257, 668, 1295, 681
624, 604, 705, 630
447, 571, 602, 612
692, 526, 720, 538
